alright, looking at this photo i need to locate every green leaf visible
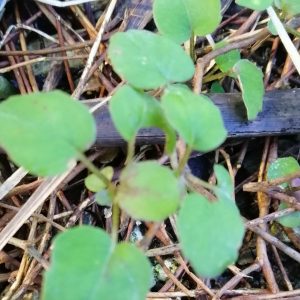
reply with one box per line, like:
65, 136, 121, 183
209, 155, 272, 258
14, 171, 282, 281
141, 99, 177, 155
277, 203, 300, 228
267, 157, 300, 189
85, 167, 114, 192
42, 226, 152, 300
0, 76, 16, 99
109, 85, 148, 141
233, 59, 264, 120
215, 48, 240, 73
116, 161, 181, 221
161, 85, 227, 152
214, 41, 240, 74
267, 157, 300, 228
0, 91, 96, 176
268, 20, 278, 35
109, 85, 176, 152
214, 164, 234, 202
153, 0, 222, 43
236, 0, 273, 10
177, 194, 244, 277
211, 82, 225, 93
95, 190, 112, 206
108, 30, 194, 89
275, 0, 300, 17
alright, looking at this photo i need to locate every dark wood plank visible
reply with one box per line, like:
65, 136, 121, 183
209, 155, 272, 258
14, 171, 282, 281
93, 89, 300, 146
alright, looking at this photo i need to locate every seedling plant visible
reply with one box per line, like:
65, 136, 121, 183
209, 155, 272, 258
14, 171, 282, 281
0, 0, 299, 299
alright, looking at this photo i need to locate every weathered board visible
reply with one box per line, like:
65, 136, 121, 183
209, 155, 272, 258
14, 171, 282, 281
93, 89, 300, 146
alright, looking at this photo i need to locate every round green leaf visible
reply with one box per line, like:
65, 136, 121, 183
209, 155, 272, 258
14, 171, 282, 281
161, 85, 227, 152
95, 189, 112, 206
268, 20, 278, 35
153, 0, 222, 43
0, 76, 16, 99
277, 203, 300, 228
0, 91, 96, 176
214, 164, 234, 202
233, 59, 264, 120
267, 157, 300, 189
236, 0, 273, 11
211, 82, 225, 93
42, 226, 152, 300
275, 0, 300, 17
109, 85, 148, 141
215, 49, 241, 73
109, 85, 176, 152
267, 157, 300, 228
153, 0, 192, 44
108, 30, 194, 89
116, 161, 181, 221
106, 243, 152, 300
85, 167, 114, 192
177, 194, 245, 277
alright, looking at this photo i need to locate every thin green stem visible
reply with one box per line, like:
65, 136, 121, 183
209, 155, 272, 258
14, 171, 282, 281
111, 202, 120, 246
285, 25, 300, 38
175, 145, 192, 177
203, 72, 227, 84
125, 138, 135, 166
192, 176, 216, 191
77, 152, 110, 187
78, 152, 119, 245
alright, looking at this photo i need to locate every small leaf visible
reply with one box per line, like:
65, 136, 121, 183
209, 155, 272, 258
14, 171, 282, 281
116, 161, 181, 221
42, 226, 152, 300
85, 167, 114, 192
233, 59, 264, 120
267, 157, 300, 228
109, 85, 176, 152
0, 76, 16, 99
161, 85, 227, 152
0, 91, 96, 176
141, 96, 177, 154
211, 82, 225, 93
215, 49, 240, 73
236, 0, 273, 11
275, 0, 300, 17
95, 190, 112, 206
277, 203, 300, 228
153, 0, 222, 43
109, 85, 148, 141
108, 30, 194, 89
268, 20, 278, 35
267, 157, 300, 189
177, 194, 244, 277
214, 164, 234, 202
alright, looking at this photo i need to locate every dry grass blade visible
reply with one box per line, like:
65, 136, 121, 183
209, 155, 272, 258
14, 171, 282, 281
34, 0, 99, 7
0, 167, 28, 200
0, 162, 75, 251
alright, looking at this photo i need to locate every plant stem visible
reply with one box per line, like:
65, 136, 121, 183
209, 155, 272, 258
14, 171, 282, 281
78, 152, 119, 245
203, 71, 226, 84
125, 138, 135, 166
267, 6, 300, 75
111, 202, 120, 246
175, 145, 192, 177
77, 152, 110, 187
189, 174, 216, 191
190, 33, 195, 61
285, 25, 300, 38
